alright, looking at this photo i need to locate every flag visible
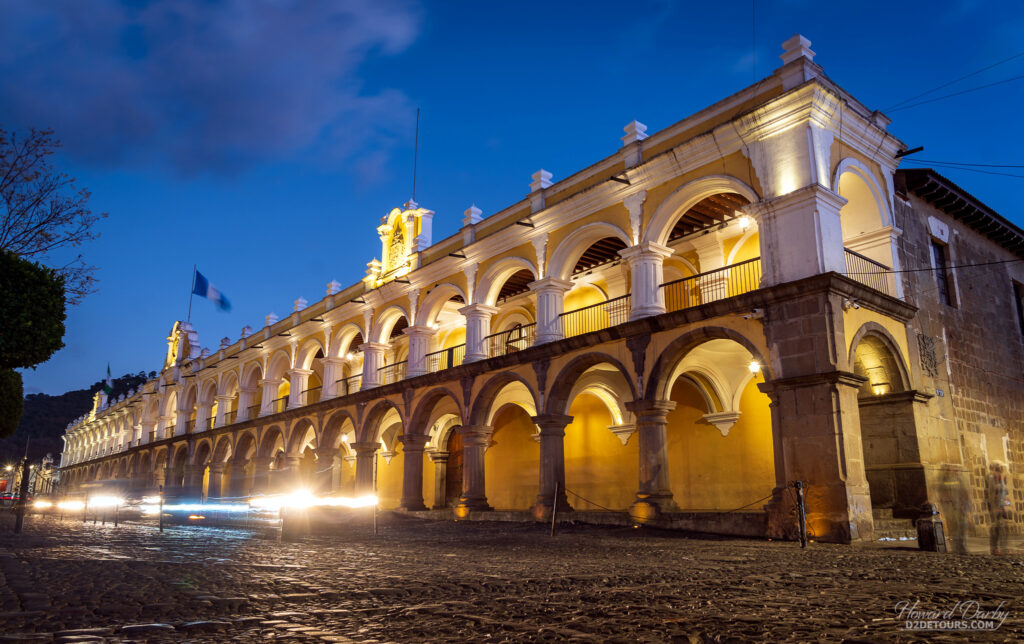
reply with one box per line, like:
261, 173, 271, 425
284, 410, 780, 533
104, 363, 113, 395
192, 270, 231, 312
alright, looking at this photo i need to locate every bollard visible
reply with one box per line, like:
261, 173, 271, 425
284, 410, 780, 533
916, 502, 947, 553
794, 481, 808, 548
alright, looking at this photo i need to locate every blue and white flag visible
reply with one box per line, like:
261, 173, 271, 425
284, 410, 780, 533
192, 270, 231, 312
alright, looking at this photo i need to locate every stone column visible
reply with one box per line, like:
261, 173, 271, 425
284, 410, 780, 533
428, 451, 449, 509
207, 463, 225, 498
459, 304, 500, 363
140, 420, 156, 444
619, 242, 673, 319
746, 185, 847, 287
398, 433, 429, 511
183, 463, 205, 500
531, 415, 573, 520
237, 387, 258, 421
286, 369, 313, 408
351, 441, 379, 494
404, 326, 436, 377
195, 399, 214, 432
321, 358, 345, 399
281, 455, 302, 490
259, 379, 282, 416
214, 395, 234, 427
359, 343, 389, 390
250, 456, 272, 494
315, 448, 341, 494
158, 415, 174, 440
228, 458, 250, 497
529, 277, 573, 345
454, 425, 493, 514
626, 399, 678, 520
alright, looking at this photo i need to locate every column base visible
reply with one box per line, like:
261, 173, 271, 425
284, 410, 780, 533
400, 499, 428, 511
463, 353, 487, 363
530, 496, 573, 522
629, 491, 678, 523
628, 305, 666, 321
454, 497, 492, 519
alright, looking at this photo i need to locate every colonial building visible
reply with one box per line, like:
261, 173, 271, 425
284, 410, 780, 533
59, 35, 1024, 544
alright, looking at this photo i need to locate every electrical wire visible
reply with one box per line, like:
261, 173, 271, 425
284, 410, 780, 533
885, 50, 1024, 110
845, 257, 1022, 276
911, 159, 1024, 168
887, 73, 1024, 113
902, 162, 1024, 179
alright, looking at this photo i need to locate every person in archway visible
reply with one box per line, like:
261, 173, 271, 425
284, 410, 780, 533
986, 461, 1011, 555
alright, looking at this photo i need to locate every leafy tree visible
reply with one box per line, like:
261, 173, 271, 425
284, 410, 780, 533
0, 127, 106, 304
0, 251, 66, 438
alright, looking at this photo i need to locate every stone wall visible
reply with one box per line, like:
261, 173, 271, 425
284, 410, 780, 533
894, 182, 1024, 537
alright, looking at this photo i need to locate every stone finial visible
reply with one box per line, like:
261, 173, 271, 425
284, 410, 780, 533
199, 347, 210, 358
294, 297, 308, 312
404, 199, 419, 210
220, 337, 231, 349
780, 34, 815, 64
530, 169, 553, 192
326, 280, 341, 295
463, 205, 483, 226
621, 120, 648, 146
266, 313, 279, 327
240, 325, 253, 339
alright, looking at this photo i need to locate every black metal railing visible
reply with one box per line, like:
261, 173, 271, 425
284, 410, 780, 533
223, 409, 237, 425
560, 294, 631, 338
185, 419, 195, 433
302, 386, 322, 404
485, 323, 537, 357
425, 344, 466, 373
662, 257, 762, 313
270, 395, 288, 414
247, 404, 260, 419
378, 360, 408, 385
844, 248, 892, 296
339, 374, 362, 395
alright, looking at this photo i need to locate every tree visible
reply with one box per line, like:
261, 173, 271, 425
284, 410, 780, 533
0, 251, 66, 438
0, 127, 106, 304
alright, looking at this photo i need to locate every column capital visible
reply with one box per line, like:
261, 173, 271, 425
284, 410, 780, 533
315, 447, 340, 460
457, 425, 493, 446
618, 241, 673, 262
215, 394, 234, 402
258, 378, 281, 387
321, 356, 347, 366
458, 303, 499, 318
427, 450, 450, 463
399, 433, 430, 449
528, 276, 573, 293
358, 341, 390, 353
625, 399, 676, 419
531, 414, 574, 435
287, 368, 314, 377
350, 441, 379, 455
403, 325, 437, 338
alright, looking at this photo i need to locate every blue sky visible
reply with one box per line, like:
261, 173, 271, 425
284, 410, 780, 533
5, 0, 1023, 395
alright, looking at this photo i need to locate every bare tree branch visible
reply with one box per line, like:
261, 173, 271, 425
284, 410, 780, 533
0, 127, 106, 304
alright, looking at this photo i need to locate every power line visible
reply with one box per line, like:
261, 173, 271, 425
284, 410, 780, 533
887, 73, 1024, 112
886, 50, 1024, 110
912, 159, 1024, 168
902, 162, 1024, 179
846, 257, 1022, 276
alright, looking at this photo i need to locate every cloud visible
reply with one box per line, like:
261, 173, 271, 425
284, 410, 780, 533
0, 0, 421, 174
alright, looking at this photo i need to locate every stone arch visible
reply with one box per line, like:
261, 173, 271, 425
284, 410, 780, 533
417, 283, 468, 327
545, 352, 637, 417
320, 410, 357, 450
848, 322, 910, 397
409, 387, 464, 437
644, 175, 760, 247
265, 350, 292, 382
360, 399, 405, 443
233, 431, 257, 462
475, 256, 539, 306
218, 370, 239, 397
330, 323, 366, 358
258, 425, 286, 458
834, 157, 891, 234
371, 305, 411, 345
646, 326, 770, 402
212, 436, 233, 464
469, 371, 540, 427
240, 362, 263, 391
192, 439, 213, 466
548, 222, 632, 282
199, 379, 217, 407
288, 418, 319, 455
296, 337, 326, 370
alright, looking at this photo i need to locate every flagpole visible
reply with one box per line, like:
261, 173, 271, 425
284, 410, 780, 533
187, 264, 196, 323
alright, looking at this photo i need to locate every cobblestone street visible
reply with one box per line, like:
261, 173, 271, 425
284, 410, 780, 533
0, 513, 1021, 642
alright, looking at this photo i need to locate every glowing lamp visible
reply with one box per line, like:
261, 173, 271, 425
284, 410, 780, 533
872, 382, 890, 396
748, 361, 761, 374
738, 215, 751, 230
33, 500, 53, 509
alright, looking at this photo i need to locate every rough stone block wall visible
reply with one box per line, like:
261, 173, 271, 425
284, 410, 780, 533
895, 188, 1024, 536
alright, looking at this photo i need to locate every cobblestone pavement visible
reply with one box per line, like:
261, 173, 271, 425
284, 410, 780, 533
0, 513, 1021, 642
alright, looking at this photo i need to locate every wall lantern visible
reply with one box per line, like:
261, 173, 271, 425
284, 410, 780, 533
748, 361, 761, 374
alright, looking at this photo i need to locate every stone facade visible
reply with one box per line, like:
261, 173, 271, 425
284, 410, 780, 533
56, 36, 1023, 546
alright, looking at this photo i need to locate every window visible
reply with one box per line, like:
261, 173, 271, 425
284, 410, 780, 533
930, 240, 954, 306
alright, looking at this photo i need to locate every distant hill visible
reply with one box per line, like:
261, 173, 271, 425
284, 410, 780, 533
0, 372, 155, 466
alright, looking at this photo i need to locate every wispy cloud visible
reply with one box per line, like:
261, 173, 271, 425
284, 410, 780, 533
0, 0, 421, 174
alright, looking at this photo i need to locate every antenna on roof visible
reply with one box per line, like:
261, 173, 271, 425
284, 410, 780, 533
412, 107, 421, 202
